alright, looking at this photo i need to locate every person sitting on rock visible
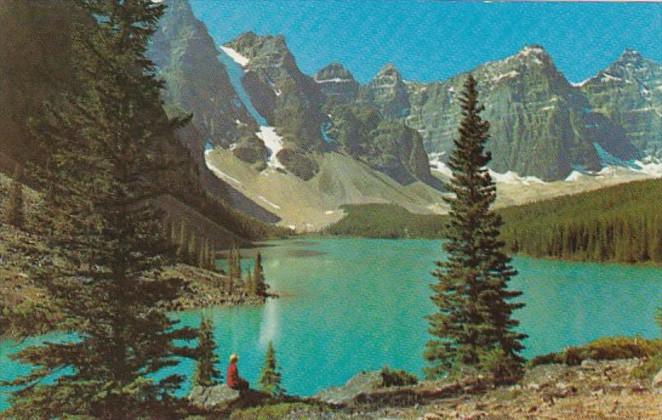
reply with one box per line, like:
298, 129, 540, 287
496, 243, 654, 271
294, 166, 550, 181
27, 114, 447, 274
226, 353, 249, 391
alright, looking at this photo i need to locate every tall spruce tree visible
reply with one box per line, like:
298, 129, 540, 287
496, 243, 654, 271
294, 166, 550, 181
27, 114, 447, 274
6, 1, 197, 417
424, 75, 526, 384
193, 317, 222, 387
5, 165, 25, 229
226, 246, 242, 290
258, 341, 284, 396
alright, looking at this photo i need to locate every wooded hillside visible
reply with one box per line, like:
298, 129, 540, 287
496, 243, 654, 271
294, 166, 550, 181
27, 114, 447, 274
326, 179, 662, 264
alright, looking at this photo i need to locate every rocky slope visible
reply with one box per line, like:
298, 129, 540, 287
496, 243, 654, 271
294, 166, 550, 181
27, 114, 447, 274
204, 149, 446, 231
204, 358, 662, 419
225, 32, 326, 153
150, 0, 258, 149
581, 49, 662, 156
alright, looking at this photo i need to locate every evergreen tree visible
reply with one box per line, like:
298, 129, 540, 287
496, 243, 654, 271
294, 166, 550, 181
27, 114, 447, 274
5, 165, 25, 229
245, 270, 255, 295
6, 1, 196, 417
227, 246, 242, 285
253, 252, 269, 297
193, 317, 222, 387
424, 75, 526, 384
258, 341, 284, 396
177, 220, 188, 262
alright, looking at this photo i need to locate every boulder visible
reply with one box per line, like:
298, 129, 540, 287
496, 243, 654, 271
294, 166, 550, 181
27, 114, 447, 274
189, 384, 241, 409
653, 368, 662, 389
314, 371, 383, 405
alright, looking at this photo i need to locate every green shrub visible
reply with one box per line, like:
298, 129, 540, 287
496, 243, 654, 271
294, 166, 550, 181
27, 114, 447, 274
479, 348, 524, 385
229, 402, 327, 420
632, 352, 662, 380
530, 336, 662, 366
379, 366, 418, 387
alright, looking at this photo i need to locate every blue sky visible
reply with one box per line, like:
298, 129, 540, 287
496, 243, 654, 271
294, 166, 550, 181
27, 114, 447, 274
190, 0, 661, 84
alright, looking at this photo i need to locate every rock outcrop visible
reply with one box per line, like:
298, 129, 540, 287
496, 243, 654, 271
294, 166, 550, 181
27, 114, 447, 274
361, 64, 411, 119
225, 32, 325, 152
189, 384, 241, 409
315, 63, 360, 104
150, 0, 258, 148
581, 49, 662, 156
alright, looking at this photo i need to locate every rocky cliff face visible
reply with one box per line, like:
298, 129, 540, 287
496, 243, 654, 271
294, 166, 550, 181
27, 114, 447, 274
325, 104, 433, 185
150, 1, 655, 184
405, 46, 639, 180
225, 32, 325, 152
360, 64, 411, 119
150, 0, 258, 148
581, 50, 662, 156
314, 63, 359, 104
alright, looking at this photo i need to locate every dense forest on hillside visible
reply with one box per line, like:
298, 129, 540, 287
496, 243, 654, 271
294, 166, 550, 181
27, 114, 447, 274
0, 0, 284, 244
325, 179, 662, 264
324, 204, 447, 238
499, 179, 662, 264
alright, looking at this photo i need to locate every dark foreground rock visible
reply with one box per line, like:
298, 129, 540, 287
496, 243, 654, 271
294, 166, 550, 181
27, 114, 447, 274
189, 385, 241, 409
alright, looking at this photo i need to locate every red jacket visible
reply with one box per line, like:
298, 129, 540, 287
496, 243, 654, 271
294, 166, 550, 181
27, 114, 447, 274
226, 361, 240, 389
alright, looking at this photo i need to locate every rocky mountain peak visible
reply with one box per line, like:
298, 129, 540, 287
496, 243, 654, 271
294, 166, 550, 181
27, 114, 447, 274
363, 64, 410, 118
617, 49, 645, 65
511, 44, 553, 68
375, 63, 403, 81
315, 63, 356, 82
226, 32, 292, 65
315, 63, 359, 103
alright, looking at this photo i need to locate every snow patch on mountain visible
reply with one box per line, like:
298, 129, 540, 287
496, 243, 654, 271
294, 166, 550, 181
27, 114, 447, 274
633, 157, 662, 177
429, 152, 547, 185
219, 46, 250, 67
565, 170, 586, 182
493, 70, 519, 83
570, 77, 593, 87
315, 78, 353, 83
257, 195, 281, 210
489, 169, 546, 185
428, 152, 453, 178
257, 126, 285, 169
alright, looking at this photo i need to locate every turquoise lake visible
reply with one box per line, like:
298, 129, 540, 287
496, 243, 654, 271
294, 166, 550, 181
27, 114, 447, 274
1, 238, 661, 409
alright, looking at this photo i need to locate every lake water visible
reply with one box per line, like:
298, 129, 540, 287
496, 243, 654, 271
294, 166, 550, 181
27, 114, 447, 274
1, 238, 661, 409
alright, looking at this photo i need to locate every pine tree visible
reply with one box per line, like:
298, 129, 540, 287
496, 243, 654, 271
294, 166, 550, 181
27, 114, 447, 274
424, 75, 526, 384
253, 252, 269, 297
245, 270, 255, 295
258, 341, 284, 396
5, 165, 25, 229
193, 317, 222, 387
227, 246, 242, 285
177, 220, 188, 262
6, 1, 196, 417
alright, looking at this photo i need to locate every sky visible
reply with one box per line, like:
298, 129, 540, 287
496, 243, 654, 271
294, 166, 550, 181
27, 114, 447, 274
190, 0, 661, 84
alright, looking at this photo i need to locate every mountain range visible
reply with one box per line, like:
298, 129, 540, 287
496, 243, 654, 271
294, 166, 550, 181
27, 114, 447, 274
150, 0, 660, 187
1, 0, 659, 234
